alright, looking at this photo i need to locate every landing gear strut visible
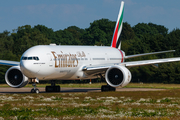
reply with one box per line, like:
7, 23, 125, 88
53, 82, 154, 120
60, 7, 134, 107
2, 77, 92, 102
46, 80, 60, 92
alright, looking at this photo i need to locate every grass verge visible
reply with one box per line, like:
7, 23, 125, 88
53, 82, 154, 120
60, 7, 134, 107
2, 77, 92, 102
0, 89, 180, 119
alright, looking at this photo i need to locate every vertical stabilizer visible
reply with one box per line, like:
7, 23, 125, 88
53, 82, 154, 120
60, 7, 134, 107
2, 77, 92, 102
111, 1, 124, 49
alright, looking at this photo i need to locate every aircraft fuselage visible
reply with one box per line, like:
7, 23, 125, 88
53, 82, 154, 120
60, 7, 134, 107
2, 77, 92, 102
20, 45, 125, 80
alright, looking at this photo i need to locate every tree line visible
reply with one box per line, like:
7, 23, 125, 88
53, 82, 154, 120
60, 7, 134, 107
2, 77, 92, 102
1, 18, 180, 84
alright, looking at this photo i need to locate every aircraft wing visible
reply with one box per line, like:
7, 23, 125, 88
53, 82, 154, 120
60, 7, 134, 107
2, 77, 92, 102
82, 57, 180, 76
82, 65, 112, 76
0, 60, 20, 66
125, 50, 175, 59
124, 57, 180, 67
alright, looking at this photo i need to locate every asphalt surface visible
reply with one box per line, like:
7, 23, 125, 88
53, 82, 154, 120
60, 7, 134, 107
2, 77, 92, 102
0, 87, 165, 94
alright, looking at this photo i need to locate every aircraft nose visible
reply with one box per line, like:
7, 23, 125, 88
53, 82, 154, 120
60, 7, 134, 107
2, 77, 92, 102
20, 60, 38, 78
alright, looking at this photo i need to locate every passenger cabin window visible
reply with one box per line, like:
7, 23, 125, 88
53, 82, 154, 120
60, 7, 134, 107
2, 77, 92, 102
21, 56, 39, 61
110, 58, 121, 60
92, 58, 105, 60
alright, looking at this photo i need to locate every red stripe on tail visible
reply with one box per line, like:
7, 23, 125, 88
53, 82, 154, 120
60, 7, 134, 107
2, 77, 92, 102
111, 22, 119, 48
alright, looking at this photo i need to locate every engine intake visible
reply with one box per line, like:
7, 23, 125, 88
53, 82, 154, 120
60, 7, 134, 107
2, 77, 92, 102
5, 66, 29, 88
105, 66, 131, 88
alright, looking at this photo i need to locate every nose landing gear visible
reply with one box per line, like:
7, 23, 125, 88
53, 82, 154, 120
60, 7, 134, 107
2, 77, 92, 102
30, 78, 39, 93
31, 83, 39, 93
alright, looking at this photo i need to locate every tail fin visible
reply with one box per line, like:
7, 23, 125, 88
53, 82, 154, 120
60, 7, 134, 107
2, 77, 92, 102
111, 1, 124, 49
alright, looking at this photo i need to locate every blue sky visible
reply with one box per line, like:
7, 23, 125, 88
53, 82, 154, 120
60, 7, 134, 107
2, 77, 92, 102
0, 0, 180, 33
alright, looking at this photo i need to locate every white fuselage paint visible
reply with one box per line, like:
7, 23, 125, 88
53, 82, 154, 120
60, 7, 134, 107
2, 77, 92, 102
20, 45, 124, 80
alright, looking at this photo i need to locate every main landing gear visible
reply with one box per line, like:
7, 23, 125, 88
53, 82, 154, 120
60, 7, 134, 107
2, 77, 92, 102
100, 75, 116, 92
101, 85, 116, 92
46, 80, 60, 92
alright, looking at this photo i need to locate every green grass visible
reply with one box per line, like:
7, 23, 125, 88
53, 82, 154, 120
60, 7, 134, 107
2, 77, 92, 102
125, 83, 180, 89
0, 89, 180, 119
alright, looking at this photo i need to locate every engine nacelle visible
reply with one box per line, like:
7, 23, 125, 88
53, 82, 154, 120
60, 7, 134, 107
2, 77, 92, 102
5, 66, 29, 88
105, 66, 131, 88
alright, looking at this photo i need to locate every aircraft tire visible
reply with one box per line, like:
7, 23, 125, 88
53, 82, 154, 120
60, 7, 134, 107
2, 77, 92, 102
31, 88, 40, 93
31, 89, 35, 93
35, 89, 39, 94
46, 86, 60, 92
101, 85, 116, 92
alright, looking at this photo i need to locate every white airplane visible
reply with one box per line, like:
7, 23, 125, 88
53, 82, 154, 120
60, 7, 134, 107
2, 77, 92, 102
1, 1, 180, 93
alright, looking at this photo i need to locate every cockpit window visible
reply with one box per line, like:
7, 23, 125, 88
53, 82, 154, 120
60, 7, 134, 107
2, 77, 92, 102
28, 57, 33, 60
33, 57, 39, 60
22, 57, 27, 60
21, 56, 39, 61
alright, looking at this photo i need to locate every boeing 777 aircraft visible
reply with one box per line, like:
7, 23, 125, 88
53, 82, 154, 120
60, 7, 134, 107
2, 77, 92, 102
1, 1, 180, 93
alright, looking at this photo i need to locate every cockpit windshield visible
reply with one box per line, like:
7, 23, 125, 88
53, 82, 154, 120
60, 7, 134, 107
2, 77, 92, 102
21, 56, 39, 61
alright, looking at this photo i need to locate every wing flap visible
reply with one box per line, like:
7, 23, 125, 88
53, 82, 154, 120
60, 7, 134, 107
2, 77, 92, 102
82, 64, 117, 76
0, 60, 20, 66
82, 57, 180, 76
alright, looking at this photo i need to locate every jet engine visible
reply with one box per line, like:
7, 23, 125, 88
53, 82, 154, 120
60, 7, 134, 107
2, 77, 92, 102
105, 66, 131, 88
5, 66, 29, 88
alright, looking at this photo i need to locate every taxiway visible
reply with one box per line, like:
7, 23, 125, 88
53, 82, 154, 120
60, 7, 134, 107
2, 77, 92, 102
0, 87, 165, 94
